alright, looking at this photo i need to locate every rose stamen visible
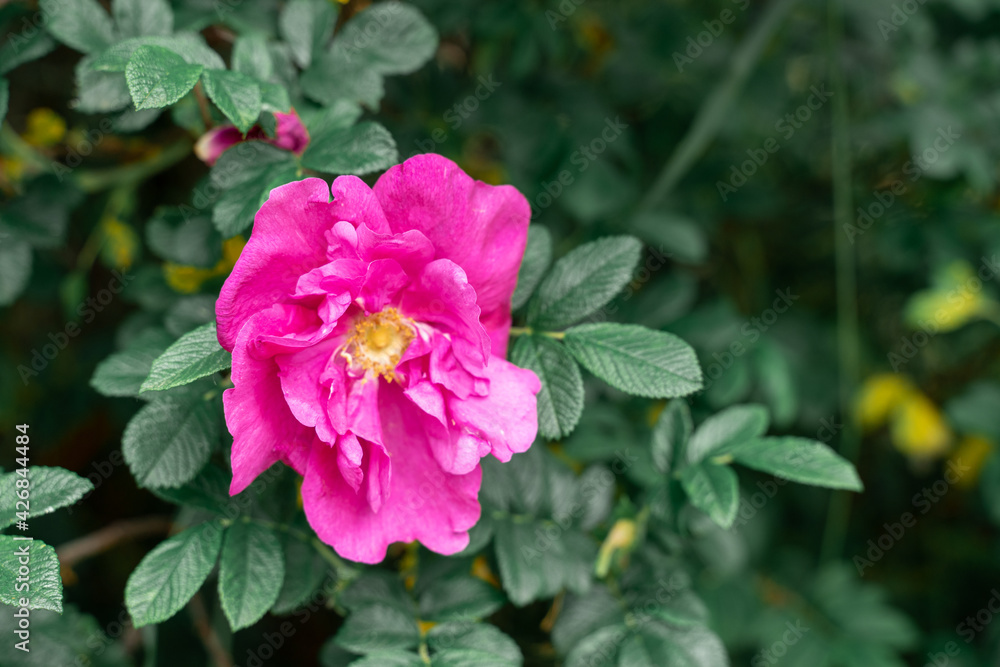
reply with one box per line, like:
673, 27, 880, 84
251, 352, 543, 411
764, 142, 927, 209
343, 307, 414, 382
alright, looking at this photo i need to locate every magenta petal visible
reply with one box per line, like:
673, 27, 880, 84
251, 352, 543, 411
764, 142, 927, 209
400, 259, 490, 362
301, 384, 481, 563
374, 154, 530, 344
194, 125, 243, 165
449, 357, 541, 462
356, 224, 435, 276
275, 339, 339, 445
225, 310, 316, 495
358, 259, 410, 313
216, 178, 336, 350
336, 434, 364, 492
271, 110, 310, 154
329, 175, 391, 234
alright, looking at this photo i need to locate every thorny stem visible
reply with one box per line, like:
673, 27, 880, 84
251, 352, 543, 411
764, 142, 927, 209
193, 81, 215, 131
188, 592, 233, 667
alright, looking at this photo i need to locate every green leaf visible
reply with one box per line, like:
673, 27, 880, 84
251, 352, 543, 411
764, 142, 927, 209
260, 83, 292, 113
0, 239, 32, 307
92, 34, 225, 72
301, 47, 385, 108
721, 437, 864, 491
301, 121, 398, 176
335, 3, 438, 75
686, 404, 769, 465
219, 521, 284, 630
618, 620, 729, 667
0, 604, 132, 667
146, 207, 222, 267
679, 463, 739, 528
527, 236, 642, 330
279, 0, 337, 69
345, 652, 422, 667
512, 225, 553, 311
428, 622, 523, 666
141, 322, 231, 393
0, 31, 56, 76
335, 603, 421, 653
341, 570, 414, 615
202, 69, 263, 134
210, 143, 299, 236
0, 467, 93, 529
307, 100, 364, 135
76, 56, 132, 113
493, 518, 594, 606
0, 175, 81, 249
563, 625, 625, 667
651, 400, 692, 475
115, 104, 162, 133
509, 335, 583, 440
563, 323, 702, 399
40, 0, 115, 54
418, 577, 505, 623
630, 211, 707, 265
232, 34, 274, 80
753, 339, 798, 428
125, 522, 224, 627
0, 78, 8, 125
150, 464, 230, 514
125, 45, 203, 110
0, 537, 63, 612
551, 587, 622, 655
112, 0, 173, 38
90, 328, 175, 397
272, 535, 328, 614
123, 388, 220, 488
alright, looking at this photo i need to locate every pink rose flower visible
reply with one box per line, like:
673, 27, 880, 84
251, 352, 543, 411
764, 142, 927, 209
216, 154, 541, 563
194, 110, 310, 166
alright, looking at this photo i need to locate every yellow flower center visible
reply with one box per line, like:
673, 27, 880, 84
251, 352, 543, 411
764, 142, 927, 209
343, 308, 414, 382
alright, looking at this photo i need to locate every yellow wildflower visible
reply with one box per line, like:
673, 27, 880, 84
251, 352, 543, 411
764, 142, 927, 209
855, 373, 915, 431
890, 392, 952, 459
100, 217, 140, 270
949, 435, 994, 489
164, 264, 218, 294
164, 235, 246, 293
904, 260, 992, 332
23, 108, 66, 148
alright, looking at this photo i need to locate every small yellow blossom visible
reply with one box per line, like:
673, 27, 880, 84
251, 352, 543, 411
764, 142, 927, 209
23, 108, 66, 148
100, 217, 140, 270
164, 264, 217, 294
890, 393, 952, 459
904, 260, 993, 332
855, 373, 915, 431
164, 235, 246, 293
949, 435, 994, 489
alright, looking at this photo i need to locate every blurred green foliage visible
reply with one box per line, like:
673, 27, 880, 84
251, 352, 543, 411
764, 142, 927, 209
3, 0, 1000, 665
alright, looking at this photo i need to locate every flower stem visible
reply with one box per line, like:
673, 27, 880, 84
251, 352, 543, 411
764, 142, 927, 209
74, 138, 193, 193
508, 326, 565, 340
820, 0, 861, 565
637, 0, 799, 211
